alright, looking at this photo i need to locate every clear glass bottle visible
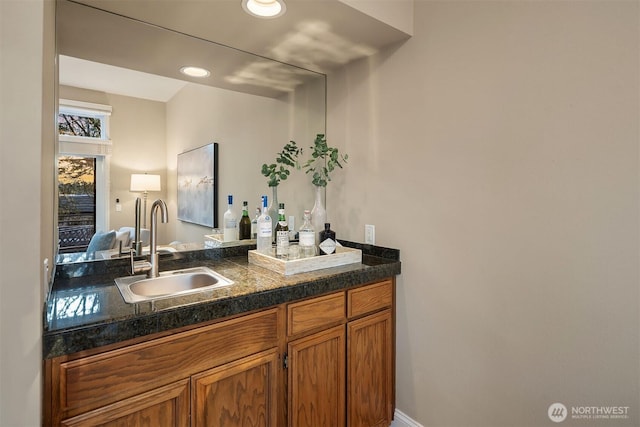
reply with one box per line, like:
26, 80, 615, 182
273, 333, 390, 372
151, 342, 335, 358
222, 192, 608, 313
251, 206, 260, 239
256, 195, 273, 254
275, 203, 289, 259
239, 201, 252, 240
268, 186, 278, 241
298, 209, 316, 258
223, 194, 237, 242
318, 223, 336, 256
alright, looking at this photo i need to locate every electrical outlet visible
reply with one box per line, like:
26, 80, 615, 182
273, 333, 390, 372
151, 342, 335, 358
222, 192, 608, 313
365, 224, 375, 245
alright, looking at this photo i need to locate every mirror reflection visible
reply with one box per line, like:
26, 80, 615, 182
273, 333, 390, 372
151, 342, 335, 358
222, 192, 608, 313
56, 0, 326, 264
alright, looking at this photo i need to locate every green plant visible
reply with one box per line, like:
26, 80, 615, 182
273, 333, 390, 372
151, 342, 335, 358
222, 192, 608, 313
261, 141, 302, 187
303, 134, 348, 187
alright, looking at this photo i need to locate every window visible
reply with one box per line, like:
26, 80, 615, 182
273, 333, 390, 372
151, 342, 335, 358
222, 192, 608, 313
58, 99, 112, 253
59, 112, 103, 138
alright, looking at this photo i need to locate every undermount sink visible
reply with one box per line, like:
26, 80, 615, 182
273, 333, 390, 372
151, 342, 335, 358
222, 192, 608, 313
115, 266, 234, 304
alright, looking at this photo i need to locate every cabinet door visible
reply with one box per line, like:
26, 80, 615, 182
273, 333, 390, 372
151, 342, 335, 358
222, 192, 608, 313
347, 309, 393, 427
61, 379, 189, 427
192, 348, 279, 427
288, 325, 346, 427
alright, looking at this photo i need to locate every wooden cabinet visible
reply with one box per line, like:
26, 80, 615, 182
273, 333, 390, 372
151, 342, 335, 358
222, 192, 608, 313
60, 379, 190, 427
45, 309, 279, 426
347, 310, 393, 427
286, 279, 394, 427
191, 348, 279, 427
288, 325, 346, 427
346, 279, 394, 427
44, 279, 395, 427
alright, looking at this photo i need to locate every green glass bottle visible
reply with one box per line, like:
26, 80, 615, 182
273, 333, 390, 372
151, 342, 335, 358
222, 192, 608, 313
239, 201, 252, 240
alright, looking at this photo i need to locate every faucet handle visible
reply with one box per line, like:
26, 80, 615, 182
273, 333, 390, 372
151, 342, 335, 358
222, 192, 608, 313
129, 249, 151, 276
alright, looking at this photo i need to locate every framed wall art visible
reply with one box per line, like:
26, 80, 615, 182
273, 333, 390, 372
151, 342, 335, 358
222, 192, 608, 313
177, 142, 218, 228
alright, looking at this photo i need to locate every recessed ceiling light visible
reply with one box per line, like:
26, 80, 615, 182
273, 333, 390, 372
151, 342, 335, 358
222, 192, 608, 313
179, 66, 211, 78
242, 0, 286, 18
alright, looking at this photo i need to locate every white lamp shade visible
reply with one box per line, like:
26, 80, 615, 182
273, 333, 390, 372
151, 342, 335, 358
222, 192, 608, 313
130, 174, 161, 192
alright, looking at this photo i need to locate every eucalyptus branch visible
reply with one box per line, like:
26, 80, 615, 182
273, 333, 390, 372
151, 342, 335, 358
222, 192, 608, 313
303, 134, 348, 187
261, 141, 302, 187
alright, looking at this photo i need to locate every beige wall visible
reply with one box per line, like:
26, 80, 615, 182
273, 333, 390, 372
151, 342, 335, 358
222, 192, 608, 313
107, 94, 167, 242
328, 1, 639, 426
0, 0, 54, 424
165, 83, 319, 243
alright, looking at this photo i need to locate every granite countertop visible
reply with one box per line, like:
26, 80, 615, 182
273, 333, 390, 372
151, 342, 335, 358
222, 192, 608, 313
44, 241, 401, 359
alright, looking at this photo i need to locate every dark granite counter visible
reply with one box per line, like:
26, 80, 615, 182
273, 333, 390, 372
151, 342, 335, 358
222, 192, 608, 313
44, 241, 400, 359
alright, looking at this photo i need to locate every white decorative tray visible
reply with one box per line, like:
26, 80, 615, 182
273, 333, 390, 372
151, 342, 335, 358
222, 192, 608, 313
248, 246, 362, 276
204, 234, 256, 248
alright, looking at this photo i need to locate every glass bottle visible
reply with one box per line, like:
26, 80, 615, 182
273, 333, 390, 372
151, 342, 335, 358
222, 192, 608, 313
318, 223, 336, 256
298, 209, 316, 258
251, 206, 260, 239
223, 194, 237, 242
268, 186, 278, 241
275, 203, 289, 259
239, 201, 252, 240
256, 195, 273, 254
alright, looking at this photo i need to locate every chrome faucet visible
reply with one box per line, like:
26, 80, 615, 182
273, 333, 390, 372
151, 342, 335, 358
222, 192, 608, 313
129, 199, 168, 278
133, 197, 142, 255
148, 199, 169, 278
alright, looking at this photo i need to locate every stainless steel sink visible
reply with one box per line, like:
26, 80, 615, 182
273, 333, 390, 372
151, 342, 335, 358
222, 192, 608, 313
115, 266, 234, 304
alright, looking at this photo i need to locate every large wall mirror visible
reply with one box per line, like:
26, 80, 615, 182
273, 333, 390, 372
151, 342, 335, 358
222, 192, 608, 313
55, 0, 326, 264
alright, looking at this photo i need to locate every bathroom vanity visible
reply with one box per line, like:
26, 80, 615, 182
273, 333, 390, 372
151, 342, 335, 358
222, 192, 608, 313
43, 243, 400, 427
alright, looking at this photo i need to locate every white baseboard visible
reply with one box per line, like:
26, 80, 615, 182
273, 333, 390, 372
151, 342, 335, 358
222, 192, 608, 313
391, 409, 424, 427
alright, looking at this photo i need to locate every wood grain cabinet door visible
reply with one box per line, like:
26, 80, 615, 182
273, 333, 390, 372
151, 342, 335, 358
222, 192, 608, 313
60, 379, 190, 427
347, 309, 393, 427
191, 348, 279, 427
288, 325, 346, 427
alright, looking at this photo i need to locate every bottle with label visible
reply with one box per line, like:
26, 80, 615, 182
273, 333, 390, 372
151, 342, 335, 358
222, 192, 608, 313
275, 203, 289, 259
318, 223, 336, 255
298, 210, 316, 258
239, 201, 252, 240
251, 206, 260, 239
256, 195, 273, 254
223, 194, 237, 242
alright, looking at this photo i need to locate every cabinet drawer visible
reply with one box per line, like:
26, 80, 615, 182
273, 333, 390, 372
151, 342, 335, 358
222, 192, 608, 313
347, 280, 393, 319
288, 292, 345, 336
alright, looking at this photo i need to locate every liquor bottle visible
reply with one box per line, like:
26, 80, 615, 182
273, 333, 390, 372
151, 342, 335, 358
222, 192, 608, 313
275, 203, 289, 259
251, 206, 260, 239
256, 195, 272, 254
298, 209, 316, 258
223, 194, 237, 242
318, 223, 336, 255
239, 201, 252, 240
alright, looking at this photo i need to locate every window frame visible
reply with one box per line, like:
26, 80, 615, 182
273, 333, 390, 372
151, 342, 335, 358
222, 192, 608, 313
58, 99, 112, 235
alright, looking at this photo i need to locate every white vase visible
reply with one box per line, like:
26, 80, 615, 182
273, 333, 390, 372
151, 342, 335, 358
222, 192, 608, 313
311, 185, 326, 243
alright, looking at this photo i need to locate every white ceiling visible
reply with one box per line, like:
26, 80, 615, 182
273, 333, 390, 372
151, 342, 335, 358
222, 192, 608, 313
59, 56, 188, 102
57, 0, 411, 100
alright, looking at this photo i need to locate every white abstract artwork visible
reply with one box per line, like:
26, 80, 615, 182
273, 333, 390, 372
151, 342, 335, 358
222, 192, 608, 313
177, 143, 218, 228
